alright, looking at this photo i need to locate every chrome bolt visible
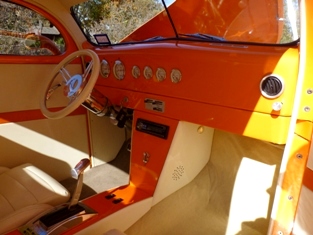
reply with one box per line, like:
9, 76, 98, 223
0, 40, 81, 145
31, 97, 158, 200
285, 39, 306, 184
143, 152, 150, 164
197, 126, 204, 134
272, 102, 283, 111
288, 195, 293, 200
296, 153, 303, 159
304, 106, 311, 112
277, 231, 283, 235
307, 89, 313, 94
120, 96, 129, 107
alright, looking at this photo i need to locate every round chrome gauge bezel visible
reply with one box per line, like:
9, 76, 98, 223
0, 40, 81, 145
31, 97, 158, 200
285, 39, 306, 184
144, 66, 153, 79
132, 65, 140, 79
100, 59, 110, 78
170, 69, 182, 83
156, 68, 166, 82
259, 74, 285, 99
113, 60, 125, 80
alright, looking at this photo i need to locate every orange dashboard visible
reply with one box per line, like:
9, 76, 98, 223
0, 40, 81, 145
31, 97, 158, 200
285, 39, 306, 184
88, 41, 299, 144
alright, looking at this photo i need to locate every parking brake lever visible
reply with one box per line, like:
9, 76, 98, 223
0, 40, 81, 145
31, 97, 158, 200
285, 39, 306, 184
68, 158, 90, 209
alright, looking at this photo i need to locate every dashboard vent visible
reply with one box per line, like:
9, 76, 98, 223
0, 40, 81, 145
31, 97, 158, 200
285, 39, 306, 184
260, 75, 284, 98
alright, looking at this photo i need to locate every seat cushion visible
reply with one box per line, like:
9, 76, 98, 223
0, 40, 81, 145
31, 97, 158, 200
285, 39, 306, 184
0, 163, 70, 230
104, 229, 127, 235
0, 166, 9, 174
0, 204, 53, 234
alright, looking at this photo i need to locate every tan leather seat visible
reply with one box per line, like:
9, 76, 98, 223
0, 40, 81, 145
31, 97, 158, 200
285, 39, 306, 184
104, 229, 127, 235
0, 163, 70, 234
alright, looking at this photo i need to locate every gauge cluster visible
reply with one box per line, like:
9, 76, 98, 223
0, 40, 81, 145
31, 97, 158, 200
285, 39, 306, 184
99, 59, 182, 84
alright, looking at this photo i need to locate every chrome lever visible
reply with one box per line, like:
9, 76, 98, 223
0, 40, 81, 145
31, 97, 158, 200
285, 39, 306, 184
68, 158, 90, 209
71, 158, 90, 180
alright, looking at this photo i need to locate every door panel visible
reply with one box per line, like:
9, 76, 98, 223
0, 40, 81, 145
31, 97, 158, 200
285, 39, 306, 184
0, 115, 89, 181
0, 64, 81, 112
0, 62, 90, 180
0, 1, 90, 180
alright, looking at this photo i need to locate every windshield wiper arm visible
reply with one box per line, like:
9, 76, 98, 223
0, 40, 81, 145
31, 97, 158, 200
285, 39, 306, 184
144, 36, 165, 41
179, 33, 225, 42
161, 0, 178, 38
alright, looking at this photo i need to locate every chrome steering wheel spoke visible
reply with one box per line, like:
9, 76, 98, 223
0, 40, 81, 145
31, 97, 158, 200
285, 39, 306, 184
60, 67, 73, 83
82, 60, 94, 81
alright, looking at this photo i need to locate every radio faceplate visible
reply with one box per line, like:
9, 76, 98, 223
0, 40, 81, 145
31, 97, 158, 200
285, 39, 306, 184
136, 118, 169, 139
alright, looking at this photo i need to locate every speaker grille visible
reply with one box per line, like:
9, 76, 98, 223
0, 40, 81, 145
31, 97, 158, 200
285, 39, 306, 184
260, 75, 284, 98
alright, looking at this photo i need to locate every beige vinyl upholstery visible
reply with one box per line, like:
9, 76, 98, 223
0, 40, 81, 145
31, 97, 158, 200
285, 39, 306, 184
0, 163, 70, 234
104, 229, 127, 235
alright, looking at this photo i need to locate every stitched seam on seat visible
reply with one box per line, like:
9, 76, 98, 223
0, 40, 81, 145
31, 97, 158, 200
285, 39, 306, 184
4, 171, 39, 203
5, 165, 67, 205
0, 192, 14, 212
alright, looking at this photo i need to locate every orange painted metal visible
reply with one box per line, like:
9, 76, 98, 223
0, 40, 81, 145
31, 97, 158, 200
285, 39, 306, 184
1, 1, 306, 234
62, 111, 178, 233
297, 0, 313, 122
124, 0, 283, 44
268, 0, 313, 233
130, 111, 178, 193
295, 120, 313, 141
0, 107, 87, 124
95, 86, 290, 144
93, 42, 298, 117
90, 41, 298, 144
6, 231, 21, 235
64, 185, 151, 234
268, 1, 313, 233
270, 134, 310, 235
303, 167, 313, 192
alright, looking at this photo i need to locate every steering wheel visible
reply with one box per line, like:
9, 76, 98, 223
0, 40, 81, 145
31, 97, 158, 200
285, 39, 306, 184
25, 34, 62, 55
40, 49, 100, 119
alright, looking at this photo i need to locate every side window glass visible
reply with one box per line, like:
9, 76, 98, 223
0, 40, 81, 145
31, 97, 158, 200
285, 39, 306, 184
0, 1, 65, 55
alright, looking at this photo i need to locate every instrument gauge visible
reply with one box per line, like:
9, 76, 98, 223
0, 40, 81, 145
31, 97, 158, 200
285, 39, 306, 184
100, 59, 110, 78
156, 68, 166, 82
170, 69, 182, 83
144, 66, 153, 79
113, 60, 125, 80
132, 66, 140, 79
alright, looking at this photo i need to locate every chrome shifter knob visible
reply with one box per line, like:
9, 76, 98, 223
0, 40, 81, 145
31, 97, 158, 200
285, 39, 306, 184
68, 158, 90, 209
71, 158, 90, 179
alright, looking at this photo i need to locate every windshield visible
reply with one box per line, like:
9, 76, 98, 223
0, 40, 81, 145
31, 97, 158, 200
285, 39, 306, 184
72, 0, 299, 45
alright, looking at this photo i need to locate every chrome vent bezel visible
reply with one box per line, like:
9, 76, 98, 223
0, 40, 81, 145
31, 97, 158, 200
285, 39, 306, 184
260, 75, 285, 99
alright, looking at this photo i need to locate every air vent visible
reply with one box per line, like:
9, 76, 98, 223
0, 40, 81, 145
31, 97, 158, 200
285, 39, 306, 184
260, 75, 284, 99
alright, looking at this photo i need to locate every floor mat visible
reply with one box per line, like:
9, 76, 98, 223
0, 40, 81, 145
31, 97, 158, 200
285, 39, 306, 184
60, 139, 130, 200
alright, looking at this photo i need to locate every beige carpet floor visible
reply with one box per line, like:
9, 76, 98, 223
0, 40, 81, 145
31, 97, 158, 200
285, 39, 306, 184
60, 139, 130, 200
126, 130, 284, 235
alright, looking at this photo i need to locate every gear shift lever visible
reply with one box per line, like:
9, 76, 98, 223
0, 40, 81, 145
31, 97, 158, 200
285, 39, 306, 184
31, 158, 94, 231
68, 158, 90, 209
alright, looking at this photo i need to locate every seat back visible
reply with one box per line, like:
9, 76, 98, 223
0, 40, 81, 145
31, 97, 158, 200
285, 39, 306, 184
0, 163, 70, 234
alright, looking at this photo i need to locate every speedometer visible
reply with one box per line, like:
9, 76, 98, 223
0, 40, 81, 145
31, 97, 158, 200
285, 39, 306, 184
113, 60, 125, 80
170, 69, 182, 83
156, 68, 166, 82
144, 66, 153, 79
132, 65, 140, 79
100, 59, 110, 78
